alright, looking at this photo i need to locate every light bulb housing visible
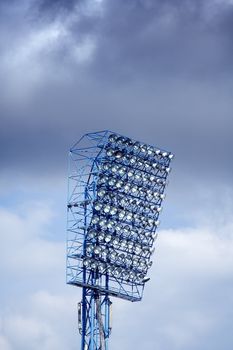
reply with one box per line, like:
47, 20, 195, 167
67, 130, 173, 302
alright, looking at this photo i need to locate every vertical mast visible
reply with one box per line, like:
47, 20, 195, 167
79, 290, 111, 350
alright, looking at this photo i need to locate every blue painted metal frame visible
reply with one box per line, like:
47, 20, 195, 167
67, 130, 173, 350
67, 131, 114, 350
80, 288, 112, 350
67, 131, 146, 301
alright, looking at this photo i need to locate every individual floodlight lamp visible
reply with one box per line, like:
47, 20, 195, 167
66, 130, 174, 350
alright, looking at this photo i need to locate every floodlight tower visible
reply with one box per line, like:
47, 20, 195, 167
66, 130, 173, 350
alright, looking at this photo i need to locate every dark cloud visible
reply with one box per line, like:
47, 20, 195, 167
85, 0, 233, 81
38, 0, 78, 12
0, 0, 233, 225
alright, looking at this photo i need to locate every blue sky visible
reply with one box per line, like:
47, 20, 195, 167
0, 0, 233, 349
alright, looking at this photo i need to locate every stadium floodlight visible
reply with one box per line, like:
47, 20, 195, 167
66, 130, 174, 350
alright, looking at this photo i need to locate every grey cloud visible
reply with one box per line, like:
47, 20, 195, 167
81, 0, 233, 81
23, 0, 233, 80
37, 0, 78, 13
0, 0, 233, 227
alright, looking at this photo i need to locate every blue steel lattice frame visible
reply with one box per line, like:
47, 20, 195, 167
80, 288, 112, 350
67, 130, 173, 350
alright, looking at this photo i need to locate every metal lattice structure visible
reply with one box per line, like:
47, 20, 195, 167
67, 130, 173, 350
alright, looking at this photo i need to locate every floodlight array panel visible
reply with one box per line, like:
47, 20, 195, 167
67, 131, 173, 302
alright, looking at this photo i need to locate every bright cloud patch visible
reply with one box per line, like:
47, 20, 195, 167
110, 224, 233, 350
0, 203, 63, 276
1, 201, 233, 349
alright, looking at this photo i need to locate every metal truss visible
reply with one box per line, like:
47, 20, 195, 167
78, 288, 112, 350
67, 131, 145, 301
66, 130, 173, 350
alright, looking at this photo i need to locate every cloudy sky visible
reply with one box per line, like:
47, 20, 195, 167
1, 0, 233, 349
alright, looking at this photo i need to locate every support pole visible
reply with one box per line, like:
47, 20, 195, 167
79, 289, 112, 350
96, 294, 105, 350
